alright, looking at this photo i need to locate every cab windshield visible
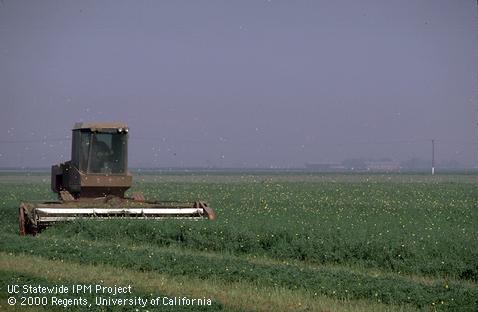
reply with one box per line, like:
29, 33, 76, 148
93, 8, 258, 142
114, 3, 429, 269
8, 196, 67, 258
78, 132, 127, 174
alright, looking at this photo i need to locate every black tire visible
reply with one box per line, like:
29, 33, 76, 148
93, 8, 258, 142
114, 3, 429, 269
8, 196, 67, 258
18, 206, 27, 236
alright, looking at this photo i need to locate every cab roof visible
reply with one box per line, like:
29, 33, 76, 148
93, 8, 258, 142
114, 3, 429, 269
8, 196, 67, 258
73, 122, 128, 131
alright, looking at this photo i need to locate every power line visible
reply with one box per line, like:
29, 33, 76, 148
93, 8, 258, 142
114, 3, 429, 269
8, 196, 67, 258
432, 139, 435, 175
0, 137, 477, 145
0, 138, 70, 144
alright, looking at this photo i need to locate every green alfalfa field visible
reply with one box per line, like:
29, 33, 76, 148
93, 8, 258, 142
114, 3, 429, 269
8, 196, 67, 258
0, 171, 477, 311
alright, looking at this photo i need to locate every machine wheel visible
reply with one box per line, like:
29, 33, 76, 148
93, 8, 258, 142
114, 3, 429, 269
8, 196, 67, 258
18, 206, 27, 236
19, 204, 37, 236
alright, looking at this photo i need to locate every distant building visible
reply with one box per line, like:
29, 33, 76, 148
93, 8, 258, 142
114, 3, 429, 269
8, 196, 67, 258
365, 161, 400, 172
400, 158, 430, 170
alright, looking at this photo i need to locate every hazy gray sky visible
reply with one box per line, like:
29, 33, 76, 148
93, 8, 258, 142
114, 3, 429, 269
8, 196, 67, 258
1, 0, 477, 168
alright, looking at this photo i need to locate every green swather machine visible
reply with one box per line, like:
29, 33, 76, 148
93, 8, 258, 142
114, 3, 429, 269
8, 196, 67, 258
18, 122, 215, 235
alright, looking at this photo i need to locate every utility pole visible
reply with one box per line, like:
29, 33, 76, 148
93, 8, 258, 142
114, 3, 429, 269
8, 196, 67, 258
431, 139, 435, 175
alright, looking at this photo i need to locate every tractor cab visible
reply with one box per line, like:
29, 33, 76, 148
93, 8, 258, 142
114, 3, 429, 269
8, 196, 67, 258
51, 122, 133, 198
72, 123, 128, 174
